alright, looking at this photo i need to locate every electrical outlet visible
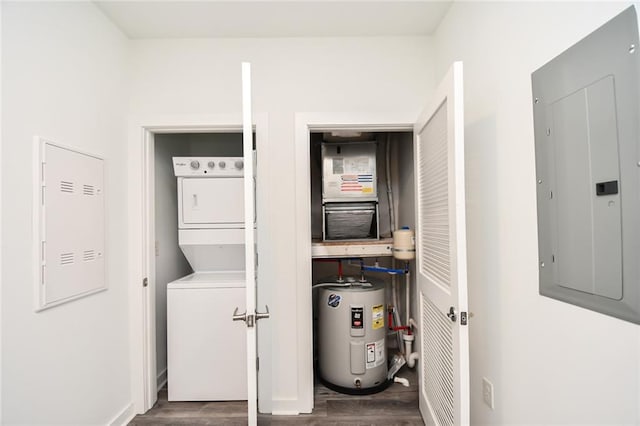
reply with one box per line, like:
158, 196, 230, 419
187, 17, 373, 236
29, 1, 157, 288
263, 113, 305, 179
482, 377, 494, 410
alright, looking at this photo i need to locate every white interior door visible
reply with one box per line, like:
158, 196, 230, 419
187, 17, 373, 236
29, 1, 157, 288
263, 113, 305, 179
414, 61, 470, 426
240, 62, 262, 426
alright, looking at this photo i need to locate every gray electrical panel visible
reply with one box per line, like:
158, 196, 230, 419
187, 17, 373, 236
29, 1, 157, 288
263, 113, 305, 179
532, 6, 640, 324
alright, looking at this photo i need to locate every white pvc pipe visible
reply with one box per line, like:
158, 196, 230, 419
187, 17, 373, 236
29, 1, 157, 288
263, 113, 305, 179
403, 333, 414, 357
394, 376, 410, 387
385, 134, 396, 233
409, 318, 419, 330
405, 268, 410, 327
390, 278, 402, 349
408, 352, 420, 369
390, 258, 404, 349
403, 332, 419, 369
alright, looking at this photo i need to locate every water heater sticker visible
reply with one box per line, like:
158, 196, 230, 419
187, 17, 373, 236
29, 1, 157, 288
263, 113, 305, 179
366, 339, 386, 369
372, 304, 384, 330
327, 293, 341, 308
366, 343, 376, 363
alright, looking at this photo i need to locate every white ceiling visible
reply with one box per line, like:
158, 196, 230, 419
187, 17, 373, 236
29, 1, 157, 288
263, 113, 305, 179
94, 1, 452, 39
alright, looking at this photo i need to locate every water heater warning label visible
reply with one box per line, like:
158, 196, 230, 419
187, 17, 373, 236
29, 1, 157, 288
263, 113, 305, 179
366, 343, 376, 363
366, 339, 385, 369
372, 304, 384, 330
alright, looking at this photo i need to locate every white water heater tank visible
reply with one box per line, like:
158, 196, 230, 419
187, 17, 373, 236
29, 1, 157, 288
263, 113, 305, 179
317, 277, 389, 394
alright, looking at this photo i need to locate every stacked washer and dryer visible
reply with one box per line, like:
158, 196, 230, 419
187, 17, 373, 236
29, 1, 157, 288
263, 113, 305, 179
167, 156, 248, 401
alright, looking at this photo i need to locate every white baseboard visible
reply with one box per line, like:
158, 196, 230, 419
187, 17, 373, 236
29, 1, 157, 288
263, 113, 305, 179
157, 367, 168, 390
271, 399, 302, 416
109, 403, 135, 426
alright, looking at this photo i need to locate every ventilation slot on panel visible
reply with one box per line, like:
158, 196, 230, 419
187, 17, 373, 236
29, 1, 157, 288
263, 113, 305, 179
83, 184, 95, 196
421, 293, 454, 426
60, 181, 74, 193
83, 250, 96, 262
60, 252, 75, 265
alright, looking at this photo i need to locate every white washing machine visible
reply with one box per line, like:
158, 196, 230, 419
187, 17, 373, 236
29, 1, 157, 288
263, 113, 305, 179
167, 271, 247, 401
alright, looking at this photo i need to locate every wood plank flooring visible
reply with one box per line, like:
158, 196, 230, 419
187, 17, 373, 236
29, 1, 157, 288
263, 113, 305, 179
129, 366, 424, 425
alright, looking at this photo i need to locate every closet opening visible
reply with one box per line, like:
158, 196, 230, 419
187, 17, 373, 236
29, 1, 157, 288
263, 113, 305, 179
307, 129, 420, 406
152, 131, 254, 402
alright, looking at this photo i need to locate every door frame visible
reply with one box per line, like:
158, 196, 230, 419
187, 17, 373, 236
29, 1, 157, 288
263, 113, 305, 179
293, 111, 417, 413
128, 113, 270, 414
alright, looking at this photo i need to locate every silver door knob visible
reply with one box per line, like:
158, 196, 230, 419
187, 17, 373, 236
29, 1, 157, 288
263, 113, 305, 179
447, 306, 457, 322
255, 305, 270, 321
232, 307, 254, 327
232, 307, 247, 322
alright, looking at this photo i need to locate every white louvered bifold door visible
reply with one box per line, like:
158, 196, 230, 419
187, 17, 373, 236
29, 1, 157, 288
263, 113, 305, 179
414, 62, 469, 426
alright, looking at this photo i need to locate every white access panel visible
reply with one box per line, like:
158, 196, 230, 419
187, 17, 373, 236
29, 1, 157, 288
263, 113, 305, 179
178, 177, 245, 227
167, 274, 247, 401
35, 138, 105, 310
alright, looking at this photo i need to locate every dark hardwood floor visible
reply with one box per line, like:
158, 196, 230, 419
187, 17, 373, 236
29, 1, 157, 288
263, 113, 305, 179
129, 366, 424, 425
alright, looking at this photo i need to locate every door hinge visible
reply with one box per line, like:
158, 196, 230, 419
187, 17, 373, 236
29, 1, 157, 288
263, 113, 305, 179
143, 277, 148, 287
256, 357, 259, 371
461, 311, 468, 326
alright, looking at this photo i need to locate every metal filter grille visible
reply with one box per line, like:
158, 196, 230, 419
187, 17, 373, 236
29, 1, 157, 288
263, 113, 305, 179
422, 293, 454, 426
417, 101, 450, 288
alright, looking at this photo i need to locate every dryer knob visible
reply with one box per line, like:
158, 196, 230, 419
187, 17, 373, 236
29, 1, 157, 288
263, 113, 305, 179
219, 161, 226, 169
207, 161, 215, 169
235, 160, 244, 170
190, 160, 200, 169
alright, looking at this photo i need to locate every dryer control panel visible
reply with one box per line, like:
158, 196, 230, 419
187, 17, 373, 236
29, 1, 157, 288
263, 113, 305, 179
173, 157, 244, 177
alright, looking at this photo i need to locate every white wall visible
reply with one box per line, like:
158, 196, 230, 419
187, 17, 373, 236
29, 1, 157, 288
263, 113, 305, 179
128, 36, 435, 411
434, 2, 640, 424
1, 2, 132, 424
153, 135, 192, 388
